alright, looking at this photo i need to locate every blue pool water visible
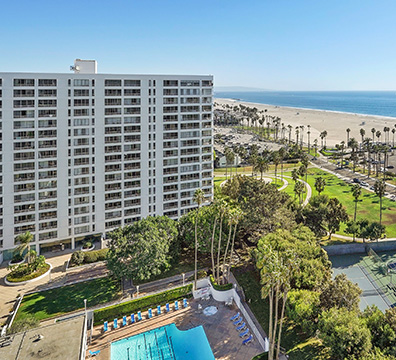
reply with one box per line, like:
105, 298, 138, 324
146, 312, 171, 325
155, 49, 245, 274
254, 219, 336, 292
111, 323, 215, 360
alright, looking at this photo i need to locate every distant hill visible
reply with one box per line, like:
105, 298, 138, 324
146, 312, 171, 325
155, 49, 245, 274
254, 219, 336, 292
214, 86, 272, 92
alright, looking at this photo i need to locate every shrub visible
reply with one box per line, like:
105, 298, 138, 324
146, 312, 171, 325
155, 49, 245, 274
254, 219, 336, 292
83, 241, 92, 249
94, 284, 192, 325
210, 275, 233, 291
83, 251, 98, 264
7, 263, 50, 283
70, 251, 84, 266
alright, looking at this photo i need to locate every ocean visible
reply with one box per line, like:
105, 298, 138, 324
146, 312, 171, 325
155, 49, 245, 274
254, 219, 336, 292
214, 91, 396, 119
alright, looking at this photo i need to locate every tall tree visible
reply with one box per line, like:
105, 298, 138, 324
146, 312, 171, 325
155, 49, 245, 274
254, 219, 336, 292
374, 179, 386, 225
272, 151, 280, 185
326, 198, 348, 239
315, 177, 326, 195
346, 128, 351, 146
193, 189, 205, 290
254, 156, 269, 181
216, 201, 228, 283
106, 217, 178, 281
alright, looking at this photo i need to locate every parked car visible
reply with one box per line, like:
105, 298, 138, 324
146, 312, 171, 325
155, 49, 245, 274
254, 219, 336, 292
353, 178, 360, 183
360, 181, 369, 187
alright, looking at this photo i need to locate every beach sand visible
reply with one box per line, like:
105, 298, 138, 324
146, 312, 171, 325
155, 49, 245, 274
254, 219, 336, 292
215, 98, 396, 147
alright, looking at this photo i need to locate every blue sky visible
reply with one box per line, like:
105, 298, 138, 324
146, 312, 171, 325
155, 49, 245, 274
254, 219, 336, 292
1, 0, 395, 90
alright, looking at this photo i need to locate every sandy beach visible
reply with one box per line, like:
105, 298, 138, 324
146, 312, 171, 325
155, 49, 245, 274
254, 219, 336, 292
215, 98, 396, 147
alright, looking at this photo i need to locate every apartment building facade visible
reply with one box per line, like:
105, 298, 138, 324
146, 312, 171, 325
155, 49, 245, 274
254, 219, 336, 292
0, 60, 213, 261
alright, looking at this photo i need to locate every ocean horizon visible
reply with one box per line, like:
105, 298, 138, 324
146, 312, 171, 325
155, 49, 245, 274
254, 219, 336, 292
214, 91, 396, 119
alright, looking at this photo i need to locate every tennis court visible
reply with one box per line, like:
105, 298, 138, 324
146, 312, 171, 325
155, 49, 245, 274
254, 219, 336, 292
330, 251, 396, 312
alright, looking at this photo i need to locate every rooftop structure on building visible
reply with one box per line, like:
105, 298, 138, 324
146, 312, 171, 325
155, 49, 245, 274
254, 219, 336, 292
0, 60, 214, 261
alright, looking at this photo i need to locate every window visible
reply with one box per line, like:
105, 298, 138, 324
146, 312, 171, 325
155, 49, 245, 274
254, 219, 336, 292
74, 89, 90, 96
38, 99, 57, 107
14, 79, 35, 86
39, 89, 57, 97
181, 80, 200, 87
124, 98, 141, 105
74, 109, 89, 116
163, 80, 178, 86
105, 89, 122, 96
124, 80, 141, 87
14, 89, 35, 97
74, 99, 90, 106
74, 118, 90, 126
105, 108, 121, 115
38, 109, 57, 117
202, 80, 213, 87
14, 110, 34, 118
105, 98, 122, 106
39, 79, 57, 86
105, 79, 122, 86
124, 89, 140, 96
73, 79, 89, 86
14, 100, 34, 108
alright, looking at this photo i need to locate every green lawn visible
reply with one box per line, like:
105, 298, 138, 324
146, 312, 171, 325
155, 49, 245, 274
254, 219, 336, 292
15, 277, 121, 322
283, 167, 396, 237
234, 268, 326, 360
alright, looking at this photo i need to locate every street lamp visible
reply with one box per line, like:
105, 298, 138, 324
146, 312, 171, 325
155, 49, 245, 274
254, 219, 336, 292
182, 273, 185, 286
136, 285, 139, 298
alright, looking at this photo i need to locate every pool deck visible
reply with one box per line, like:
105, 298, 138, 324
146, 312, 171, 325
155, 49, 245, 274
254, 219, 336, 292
87, 297, 263, 359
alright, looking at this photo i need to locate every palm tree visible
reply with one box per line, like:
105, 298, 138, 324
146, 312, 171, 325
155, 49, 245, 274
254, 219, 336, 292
287, 125, 292, 144
392, 128, 395, 150
227, 207, 243, 282
322, 130, 328, 149
346, 128, 351, 146
371, 128, 376, 143
374, 179, 386, 226
272, 151, 280, 185
307, 124, 311, 153
348, 138, 359, 172
216, 201, 228, 283
313, 139, 318, 157
376, 130, 381, 144
294, 181, 305, 204
351, 184, 361, 222
315, 177, 326, 195
295, 127, 299, 146
15, 231, 34, 264
254, 156, 269, 181
193, 189, 205, 290
278, 147, 286, 180
360, 128, 366, 150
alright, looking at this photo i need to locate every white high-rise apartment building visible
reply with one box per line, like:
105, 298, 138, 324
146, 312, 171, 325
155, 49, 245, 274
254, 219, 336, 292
0, 60, 213, 261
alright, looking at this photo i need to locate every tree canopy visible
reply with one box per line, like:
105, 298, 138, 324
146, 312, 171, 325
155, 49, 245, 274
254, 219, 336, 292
106, 216, 178, 281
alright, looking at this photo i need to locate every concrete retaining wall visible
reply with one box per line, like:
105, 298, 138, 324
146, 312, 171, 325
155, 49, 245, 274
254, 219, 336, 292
324, 240, 396, 256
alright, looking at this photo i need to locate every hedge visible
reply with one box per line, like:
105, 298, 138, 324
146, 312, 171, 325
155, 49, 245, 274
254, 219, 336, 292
70, 248, 109, 267
6, 263, 50, 283
93, 284, 193, 325
210, 275, 233, 291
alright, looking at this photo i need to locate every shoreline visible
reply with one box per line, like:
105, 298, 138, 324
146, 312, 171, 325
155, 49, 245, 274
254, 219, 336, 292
215, 97, 396, 147
215, 97, 396, 121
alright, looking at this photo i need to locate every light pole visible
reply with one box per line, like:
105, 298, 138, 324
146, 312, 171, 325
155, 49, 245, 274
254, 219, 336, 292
182, 273, 185, 286
136, 285, 139, 298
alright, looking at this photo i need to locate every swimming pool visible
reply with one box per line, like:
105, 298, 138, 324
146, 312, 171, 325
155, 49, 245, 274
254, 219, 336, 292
111, 323, 215, 360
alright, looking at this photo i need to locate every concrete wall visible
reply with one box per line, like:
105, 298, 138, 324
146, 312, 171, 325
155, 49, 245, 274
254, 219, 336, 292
324, 240, 396, 256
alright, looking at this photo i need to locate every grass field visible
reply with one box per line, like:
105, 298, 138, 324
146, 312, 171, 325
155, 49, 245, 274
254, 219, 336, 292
282, 167, 396, 238
234, 269, 326, 360
15, 277, 121, 322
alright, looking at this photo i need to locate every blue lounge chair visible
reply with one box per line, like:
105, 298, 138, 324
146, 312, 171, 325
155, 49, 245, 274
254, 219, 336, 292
131, 313, 135, 324
103, 321, 108, 332
236, 322, 246, 331
233, 317, 243, 326
183, 298, 188, 308
148, 308, 152, 319
113, 318, 118, 329
89, 350, 100, 357
175, 301, 179, 311
122, 316, 127, 326
137, 311, 142, 321
239, 329, 250, 338
166, 303, 170, 313
157, 305, 161, 315
230, 312, 240, 321
243, 334, 253, 345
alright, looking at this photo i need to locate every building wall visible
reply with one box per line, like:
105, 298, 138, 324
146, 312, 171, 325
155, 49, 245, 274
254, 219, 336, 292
0, 73, 213, 259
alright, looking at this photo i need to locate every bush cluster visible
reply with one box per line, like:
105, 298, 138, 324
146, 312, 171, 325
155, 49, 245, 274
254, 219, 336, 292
94, 284, 192, 325
209, 275, 233, 291
70, 248, 108, 267
7, 263, 50, 283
